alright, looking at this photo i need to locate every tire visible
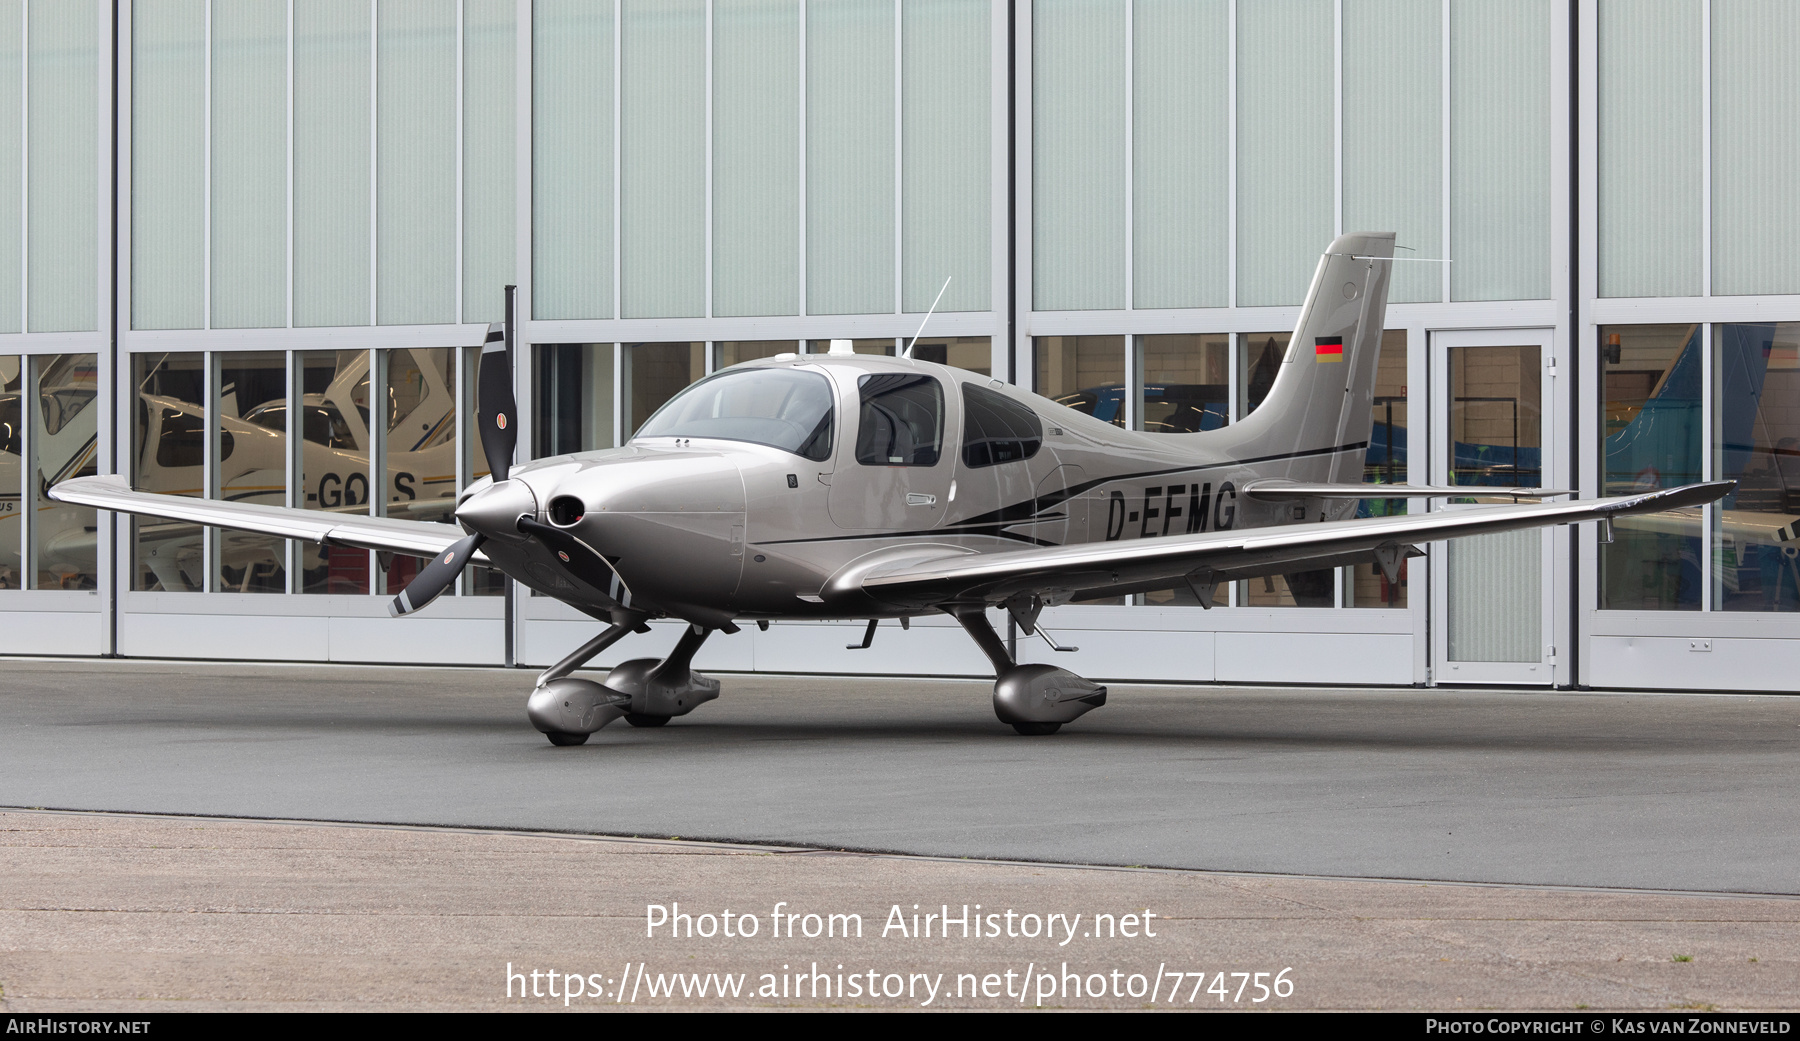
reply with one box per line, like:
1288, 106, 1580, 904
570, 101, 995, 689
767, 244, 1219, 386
1011, 721, 1061, 736
625, 713, 671, 728
545, 731, 589, 746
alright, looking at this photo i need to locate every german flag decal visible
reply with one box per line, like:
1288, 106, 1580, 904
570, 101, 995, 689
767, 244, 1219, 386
1315, 336, 1344, 362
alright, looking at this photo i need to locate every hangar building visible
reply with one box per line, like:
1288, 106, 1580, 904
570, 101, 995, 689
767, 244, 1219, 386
0, 0, 1793, 692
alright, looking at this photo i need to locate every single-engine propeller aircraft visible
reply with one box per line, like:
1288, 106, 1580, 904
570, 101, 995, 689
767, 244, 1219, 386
51, 233, 1732, 744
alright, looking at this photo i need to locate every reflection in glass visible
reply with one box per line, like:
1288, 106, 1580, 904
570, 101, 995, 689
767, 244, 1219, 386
533, 343, 616, 458
132, 353, 205, 590
214, 352, 288, 593
1139, 335, 1229, 433
32, 355, 99, 589
625, 342, 704, 435
1599, 325, 1702, 610
1353, 330, 1411, 608
1715, 323, 1800, 613
1034, 336, 1125, 426
300, 349, 372, 594
909, 336, 989, 374
638, 368, 834, 461
720, 340, 798, 367
0, 358, 20, 588
381, 348, 458, 593
1238, 332, 1291, 416
1450, 344, 1542, 487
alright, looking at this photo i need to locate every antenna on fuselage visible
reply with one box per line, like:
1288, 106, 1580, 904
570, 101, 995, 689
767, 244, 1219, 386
901, 276, 952, 360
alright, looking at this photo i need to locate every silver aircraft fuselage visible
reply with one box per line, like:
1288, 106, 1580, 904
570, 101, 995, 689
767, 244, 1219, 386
473, 353, 1354, 628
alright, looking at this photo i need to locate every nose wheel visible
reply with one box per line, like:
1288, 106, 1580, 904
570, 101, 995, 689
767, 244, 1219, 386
545, 731, 589, 746
1012, 722, 1061, 736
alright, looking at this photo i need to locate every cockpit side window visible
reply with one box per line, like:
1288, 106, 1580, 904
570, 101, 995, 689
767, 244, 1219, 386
855, 374, 943, 467
961, 383, 1042, 468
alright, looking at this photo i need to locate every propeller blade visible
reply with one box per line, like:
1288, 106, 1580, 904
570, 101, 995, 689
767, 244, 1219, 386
476, 301, 517, 483
517, 516, 632, 606
388, 532, 486, 617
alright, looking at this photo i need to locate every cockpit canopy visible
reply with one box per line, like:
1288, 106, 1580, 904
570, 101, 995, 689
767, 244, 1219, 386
634, 366, 835, 461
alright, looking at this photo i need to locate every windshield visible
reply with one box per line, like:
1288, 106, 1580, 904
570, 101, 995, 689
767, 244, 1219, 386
635, 367, 835, 461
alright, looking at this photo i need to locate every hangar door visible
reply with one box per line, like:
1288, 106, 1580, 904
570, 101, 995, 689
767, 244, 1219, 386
1429, 329, 1558, 685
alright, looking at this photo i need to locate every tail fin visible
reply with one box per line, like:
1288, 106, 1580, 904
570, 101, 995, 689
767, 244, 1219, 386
1216, 231, 1395, 484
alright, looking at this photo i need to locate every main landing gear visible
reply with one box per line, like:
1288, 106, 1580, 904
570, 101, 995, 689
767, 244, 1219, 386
945, 605, 1107, 736
525, 617, 721, 746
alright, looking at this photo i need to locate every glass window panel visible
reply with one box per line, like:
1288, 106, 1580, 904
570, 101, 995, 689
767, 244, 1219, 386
1352, 330, 1411, 607
462, 344, 506, 595
376, 0, 455, 326
806, 338, 894, 357
31, 353, 98, 588
533, 343, 617, 459
806, 0, 893, 316
1239, 332, 1291, 417
1598, 324, 1702, 611
854, 373, 941, 466
713, 0, 799, 319
0, 356, 20, 586
28, 0, 97, 332
1133, 0, 1226, 310
721, 340, 799, 367
1711, 1, 1800, 296
902, 0, 988, 314
0, 1, 21, 334
132, 0, 205, 331
1236, 0, 1332, 307
1032, 0, 1123, 311
294, 0, 372, 328
463, 0, 514, 325
299, 349, 372, 593
131, 352, 205, 590
214, 351, 287, 593
624, 341, 704, 435
211, 0, 287, 329
1598, 0, 1701, 299
621, 0, 704, 319
532, 0, 612, 320
378, 347, 455, 593
910, 336, 990, 376
1343, 0, 1442, 304
1449, 0, 1550, 302
1450, 344, 1542, 488
1136, 332, 1230, 608
1140, 334, 1229, 433
1035, 335, 1124, 426
1715, 322, 1800, 612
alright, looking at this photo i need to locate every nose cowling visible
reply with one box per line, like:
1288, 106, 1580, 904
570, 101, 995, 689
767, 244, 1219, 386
456, 475, 539, 543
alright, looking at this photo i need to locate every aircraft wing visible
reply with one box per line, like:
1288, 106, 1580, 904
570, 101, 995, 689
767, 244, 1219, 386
1242, 479, 1571, 501
840, 481, 1732, 610
48, 474, 485, 562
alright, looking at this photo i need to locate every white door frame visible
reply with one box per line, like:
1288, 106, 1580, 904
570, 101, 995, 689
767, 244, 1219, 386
1429, 327, 1560, 686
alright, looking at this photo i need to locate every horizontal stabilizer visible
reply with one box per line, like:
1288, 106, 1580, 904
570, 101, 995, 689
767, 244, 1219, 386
48, 474, 482, 563
1242, 479, 1572, 502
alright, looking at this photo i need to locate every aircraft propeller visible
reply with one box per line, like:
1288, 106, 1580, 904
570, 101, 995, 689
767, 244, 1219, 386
388, 289, 523, 617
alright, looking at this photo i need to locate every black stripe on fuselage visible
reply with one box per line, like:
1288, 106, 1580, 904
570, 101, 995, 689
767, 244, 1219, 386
762, 440, 1368, 547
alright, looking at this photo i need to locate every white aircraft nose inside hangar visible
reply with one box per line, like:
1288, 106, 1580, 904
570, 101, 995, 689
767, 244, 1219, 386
2, 0, 1795, 698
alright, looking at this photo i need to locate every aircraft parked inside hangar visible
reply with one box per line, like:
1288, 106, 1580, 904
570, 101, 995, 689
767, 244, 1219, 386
52, 233, 1732, 744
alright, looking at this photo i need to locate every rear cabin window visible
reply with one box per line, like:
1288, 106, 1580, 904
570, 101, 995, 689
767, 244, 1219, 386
855, 374, 943, 466
961, 383, 1042, 468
